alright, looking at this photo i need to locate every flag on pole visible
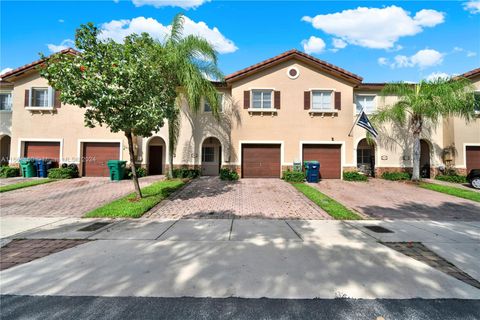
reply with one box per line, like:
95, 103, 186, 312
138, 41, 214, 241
356, 110, 378, 138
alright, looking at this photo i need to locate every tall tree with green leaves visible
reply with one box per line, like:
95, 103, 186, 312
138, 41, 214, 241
39, 23, 176, 198
374, 78, 476, 181
161, 14, 223, 178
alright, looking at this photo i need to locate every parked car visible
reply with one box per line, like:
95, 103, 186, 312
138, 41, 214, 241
466, 169, 480, 189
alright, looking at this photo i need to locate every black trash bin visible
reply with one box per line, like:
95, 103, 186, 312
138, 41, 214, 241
306, 161, 320, 183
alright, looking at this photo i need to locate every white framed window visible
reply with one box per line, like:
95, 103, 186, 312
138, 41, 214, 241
251, 90, 272, 109
29, 87, 53, 107
311, 90, 333, 110
0, 91, 12, 111
474, 91, 480, 113
204, 93, 224, 112
355, 95, 376, 114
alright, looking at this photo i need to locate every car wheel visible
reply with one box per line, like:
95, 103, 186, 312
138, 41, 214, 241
471, 177, 480, 189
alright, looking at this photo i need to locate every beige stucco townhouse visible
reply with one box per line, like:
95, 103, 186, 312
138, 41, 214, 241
0, 49, 478, 178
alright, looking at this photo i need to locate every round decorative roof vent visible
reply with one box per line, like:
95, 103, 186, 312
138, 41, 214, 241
287, 67, 300, 79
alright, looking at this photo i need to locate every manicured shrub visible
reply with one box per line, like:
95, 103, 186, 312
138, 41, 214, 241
435, 174, 467, 184
381, 171, 411, 181
48, 166, 79, 179
282, 170, 305, 183
219, 168, 239, 181
172, 168, 200, 179
343, 171, 368, 182
126, 166, 147, 179
0, 166, 20, 178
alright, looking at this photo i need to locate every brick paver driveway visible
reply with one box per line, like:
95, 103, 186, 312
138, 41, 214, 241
0, 176, 163, 218
149, 177, 330, 219
315, 179, 480, 220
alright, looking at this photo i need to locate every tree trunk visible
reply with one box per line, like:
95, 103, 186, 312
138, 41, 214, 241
412, 132, 421, 181
125, 131, 142, 199
167, 118, 174, 179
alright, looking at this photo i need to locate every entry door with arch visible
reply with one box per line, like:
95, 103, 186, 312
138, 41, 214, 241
420, 140, 431, 178
201, 138, 221, 176
148, 145, 163, 175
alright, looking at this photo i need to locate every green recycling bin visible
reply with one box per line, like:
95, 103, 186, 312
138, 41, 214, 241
19, 158, 37, 178
107, 160, 127, 181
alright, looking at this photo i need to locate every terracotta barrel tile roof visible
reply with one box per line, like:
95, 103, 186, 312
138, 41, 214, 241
225, 49, 363, 84
1, 48, 79, 80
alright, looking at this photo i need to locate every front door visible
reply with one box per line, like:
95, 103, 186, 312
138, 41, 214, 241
420, 140, 430, 178
201, 144, 221, 176
148, 145, 163, 175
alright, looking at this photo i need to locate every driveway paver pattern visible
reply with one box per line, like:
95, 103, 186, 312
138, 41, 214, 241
0, 176, 163, 218
149, 177, 330, 220
314, 179, 480, 220
0, 239, 90, 270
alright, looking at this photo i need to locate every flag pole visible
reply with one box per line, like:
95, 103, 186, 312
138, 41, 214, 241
348, 106, 364, 137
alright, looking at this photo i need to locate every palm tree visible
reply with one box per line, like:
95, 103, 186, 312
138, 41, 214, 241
373, 78, 476, 181
162, 14, 223, 178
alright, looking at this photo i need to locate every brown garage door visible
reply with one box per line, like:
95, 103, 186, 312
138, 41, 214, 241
303, 144, 341, 179
82, 142, 120, 177
24, 141, 60, 163
466, 146, 480, 173
242, 144, 281, 178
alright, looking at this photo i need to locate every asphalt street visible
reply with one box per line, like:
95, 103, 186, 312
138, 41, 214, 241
1, 295, 480, 320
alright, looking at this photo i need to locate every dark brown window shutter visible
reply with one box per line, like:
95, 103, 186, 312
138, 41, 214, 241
243, 91, 250, 109
334, 92, 341, 110
24, 89, 29, 107
274, 91, 281, 109
304, 91, 310, 110
54, 90, 61, 108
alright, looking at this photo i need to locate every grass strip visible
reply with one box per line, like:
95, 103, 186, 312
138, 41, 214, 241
419, 182, 480, 203
0, 179, 55, 193
84, 179, 186, 218
293, 183, 362, 220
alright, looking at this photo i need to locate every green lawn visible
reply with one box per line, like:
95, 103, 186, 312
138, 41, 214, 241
0, 179, 56, 193
293, 183, 362, 220
419, 182, 480, 203
84, 179, 186, 218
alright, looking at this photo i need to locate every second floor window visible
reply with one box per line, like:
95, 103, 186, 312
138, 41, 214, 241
204, 93, 224, 112
0, 92, 12, 110
252, 90, 272, 109
31, 87, 50, 107
311, 90, 332, 110
474, 91, 480, 113
356, 95, 376, 114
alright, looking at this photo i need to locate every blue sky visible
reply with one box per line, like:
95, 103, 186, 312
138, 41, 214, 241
1, 0, 479, 82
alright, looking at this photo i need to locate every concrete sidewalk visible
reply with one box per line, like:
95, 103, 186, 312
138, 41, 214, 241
1, 218, 479, 300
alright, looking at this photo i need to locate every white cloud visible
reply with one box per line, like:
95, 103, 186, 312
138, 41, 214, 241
132, 0, 209, 9
377, 57, 388, 66
98, 16, 237, 54
58, 19, 64, 23
463, 0, 480, 14
302, 6, 445, 49
332, 38, 347, 49
0, 68, 13, 76
425, 72, 450, 81
452, 46, 478, 58
380, 49, 444, 69
409, 49, 444, 69
47, 39, 75, 53
301, 36, 326, 54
